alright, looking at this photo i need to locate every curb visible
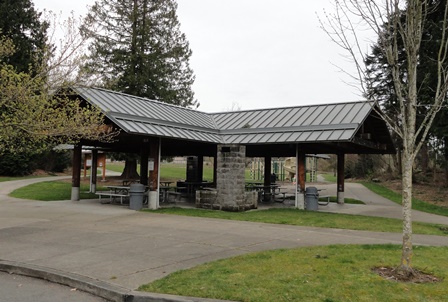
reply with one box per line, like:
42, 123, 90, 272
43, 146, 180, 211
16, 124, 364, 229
0, 260, 234, 302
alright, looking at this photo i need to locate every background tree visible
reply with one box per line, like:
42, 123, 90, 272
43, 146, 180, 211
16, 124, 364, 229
321, 0, 448, 277
82, 0, 197, 179
365, 0, 448, 180
0, 0, 48, 73
0, 37, 115, 155
0, 1, 116, 174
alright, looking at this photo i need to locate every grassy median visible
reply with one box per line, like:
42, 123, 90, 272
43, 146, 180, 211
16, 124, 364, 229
139, 244, 448, 302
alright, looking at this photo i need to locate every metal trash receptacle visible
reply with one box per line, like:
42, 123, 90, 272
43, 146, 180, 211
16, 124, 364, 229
305, 187, 319, 211
129, 183, 145, 210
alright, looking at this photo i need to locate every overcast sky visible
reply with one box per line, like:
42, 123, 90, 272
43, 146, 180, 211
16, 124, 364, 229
33, 0, 371, 113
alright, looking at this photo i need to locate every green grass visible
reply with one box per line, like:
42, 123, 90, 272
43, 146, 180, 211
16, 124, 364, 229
321, 172, 337, 182
146, 208, 448, 235
318, 196, 365, 204
9, 181, 102, 201
104, 162, 125, 173
139, 244, 448, 302
361, 182, 448, 217
0, 175, 54, 182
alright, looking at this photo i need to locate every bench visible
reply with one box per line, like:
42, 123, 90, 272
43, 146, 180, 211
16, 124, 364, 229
273, 191, 288, 203
166, 191, 182, 202
318, 195, 331, 206
96, 192, 129, 204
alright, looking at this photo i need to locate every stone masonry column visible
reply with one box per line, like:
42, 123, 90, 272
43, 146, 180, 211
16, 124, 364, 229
215, 144, 255, 211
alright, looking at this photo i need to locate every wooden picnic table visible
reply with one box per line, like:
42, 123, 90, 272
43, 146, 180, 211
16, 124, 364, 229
96, 185, 131, 204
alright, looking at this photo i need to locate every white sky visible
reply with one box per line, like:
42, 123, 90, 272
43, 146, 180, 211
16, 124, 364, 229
33, 0, 372, 112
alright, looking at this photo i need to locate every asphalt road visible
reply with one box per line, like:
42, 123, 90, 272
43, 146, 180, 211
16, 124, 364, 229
0, 271, 108, 302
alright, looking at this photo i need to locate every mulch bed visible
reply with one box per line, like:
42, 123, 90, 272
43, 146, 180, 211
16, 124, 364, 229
372, 266, 441, 283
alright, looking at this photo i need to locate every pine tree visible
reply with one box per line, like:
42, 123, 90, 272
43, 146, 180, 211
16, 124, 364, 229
82, 0, 197, 107
82, 0, 197, 179
0, 0, 49, 73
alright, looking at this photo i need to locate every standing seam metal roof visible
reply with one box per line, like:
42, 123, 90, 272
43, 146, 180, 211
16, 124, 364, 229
73, 87, 379, 146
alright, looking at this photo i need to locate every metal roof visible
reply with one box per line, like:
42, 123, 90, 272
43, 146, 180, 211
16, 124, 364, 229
73, 87, 221, 143
72, 87, 390, 150
212, 102, 371, 144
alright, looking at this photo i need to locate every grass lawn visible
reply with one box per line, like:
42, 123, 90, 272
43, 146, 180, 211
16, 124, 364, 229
320, 172, 337, 182
9, 181, 101, 201
361, 181, 448, 217
147, 208, 447, 236
0, 175, 54, 182
139, 244, 448, 302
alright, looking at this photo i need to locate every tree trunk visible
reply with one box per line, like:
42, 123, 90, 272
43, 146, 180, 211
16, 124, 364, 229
399, 149, 414, 275
121, 158, 140, 180
445, 137, 448, 186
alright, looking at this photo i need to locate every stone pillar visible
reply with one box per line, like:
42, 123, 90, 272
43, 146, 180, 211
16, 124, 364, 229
71, 144, 82, 201
337, 153, 345, 204
206, 144, 256, 211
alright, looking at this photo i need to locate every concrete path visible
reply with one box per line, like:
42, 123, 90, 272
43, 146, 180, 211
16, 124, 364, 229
310, 182, 448, 225
0, 177, 447, 300
0, 271, 107, 302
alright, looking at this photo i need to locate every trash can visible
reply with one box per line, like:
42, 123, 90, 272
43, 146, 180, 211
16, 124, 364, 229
305, 187, 319, 211
129, 183, 145, 210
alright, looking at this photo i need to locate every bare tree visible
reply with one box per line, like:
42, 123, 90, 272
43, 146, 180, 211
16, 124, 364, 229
320, 0, 448, 276
39, 10, 102, 91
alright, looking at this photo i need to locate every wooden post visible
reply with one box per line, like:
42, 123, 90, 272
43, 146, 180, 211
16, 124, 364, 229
71, 144, 82, 201
140, 142, 149, 186
213, 152, 218, 187
263, 156, 272, 202
337, 153, 345, 204
198, 155, 204, 182
297, 152, 306, 194
147, 138, 161, 209
91, 149, 98, 193
295, 145, 306, 209
149, 138, 160, 191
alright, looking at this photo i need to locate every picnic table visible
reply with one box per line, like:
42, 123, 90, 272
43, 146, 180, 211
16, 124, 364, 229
96, 185, 131, 204
159, 186, 173, 203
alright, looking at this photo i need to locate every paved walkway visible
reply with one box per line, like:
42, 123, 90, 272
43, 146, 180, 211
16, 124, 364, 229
297, 182, 448, 225
0, 177, 447, 300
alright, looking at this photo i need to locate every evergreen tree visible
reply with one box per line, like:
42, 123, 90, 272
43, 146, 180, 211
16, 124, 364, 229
82, 0, 197, 107
0, 0, 49, 73
82, 0, 197, 179
365, 0, 448, 176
